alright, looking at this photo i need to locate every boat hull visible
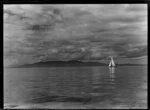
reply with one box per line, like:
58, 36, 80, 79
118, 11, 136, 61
109, 65, 116, 68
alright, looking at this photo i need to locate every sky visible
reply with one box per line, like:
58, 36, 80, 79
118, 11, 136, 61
4, 4, 147, 66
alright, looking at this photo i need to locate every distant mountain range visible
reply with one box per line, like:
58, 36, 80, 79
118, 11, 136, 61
7, 60, 147, 68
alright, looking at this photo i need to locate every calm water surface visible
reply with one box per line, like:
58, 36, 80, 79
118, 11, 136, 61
4, 66, 147, 109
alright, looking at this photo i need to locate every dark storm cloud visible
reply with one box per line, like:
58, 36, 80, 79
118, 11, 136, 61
4, 4, 147, 66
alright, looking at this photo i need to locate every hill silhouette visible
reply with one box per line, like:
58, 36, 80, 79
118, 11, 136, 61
7, 60, 147, 68
8, 60, 107, 68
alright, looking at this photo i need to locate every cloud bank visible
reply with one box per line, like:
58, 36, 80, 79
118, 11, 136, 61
4, 4, 147, 66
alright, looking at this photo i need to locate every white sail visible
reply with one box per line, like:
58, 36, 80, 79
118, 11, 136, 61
109, 57, 115, 67
109, 61, 111, 67
111, 58, 115, 66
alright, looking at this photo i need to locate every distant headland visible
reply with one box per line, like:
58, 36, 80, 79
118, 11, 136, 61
6, 60, 147, 68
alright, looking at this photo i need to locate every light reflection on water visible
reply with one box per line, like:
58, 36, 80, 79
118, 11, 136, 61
4, 66, 147, 109
109, 67, 115, 82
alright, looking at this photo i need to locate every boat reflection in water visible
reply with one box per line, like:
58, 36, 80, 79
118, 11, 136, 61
109, 67, 116, 82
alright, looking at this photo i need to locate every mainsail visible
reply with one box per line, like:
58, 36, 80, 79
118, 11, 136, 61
109, 57, 115, 67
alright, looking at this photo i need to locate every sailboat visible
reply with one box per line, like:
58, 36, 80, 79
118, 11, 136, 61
109, 57, 116, 67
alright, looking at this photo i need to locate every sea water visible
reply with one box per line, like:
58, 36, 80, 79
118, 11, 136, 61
4, 66, 147, 109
